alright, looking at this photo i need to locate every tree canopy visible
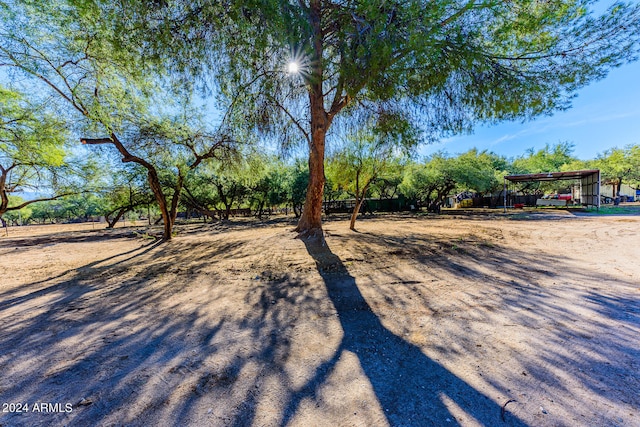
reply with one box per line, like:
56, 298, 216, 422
596, 144, 640, 194
0, 86, 71, 219
327, 125, 407, 229
0, 0, 237, 239
116, 0, 640, 236
2, 1, 640, 235
512, 142, 578, 174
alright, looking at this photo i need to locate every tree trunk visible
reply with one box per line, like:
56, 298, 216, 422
82, 134, 174, 241
255, 201, 265, 219
146, 170, 172, 240
349, 176, 371, 231
350, 196, 364, 231
223, 201, 231, 220
168, 171, 184, 230
106, 208, 126, 228
295, 135, 325, 237
295, 85, 327, 237
0, 171, 8, 219
294, 0, 328, 239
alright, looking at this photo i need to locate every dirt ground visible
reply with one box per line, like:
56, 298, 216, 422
0, 211, 638, 427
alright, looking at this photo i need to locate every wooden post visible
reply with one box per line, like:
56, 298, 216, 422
503, 178, 507, 213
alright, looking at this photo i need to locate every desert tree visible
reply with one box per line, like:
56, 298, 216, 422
399, 153, 467, 212
0, 86, 77, 224
625, 144, 640, 190
285, 160, 310, 218
40, 194, 102, 223
397, 149, 509, 210
454, 149, 508, 196
96, 163, 154, 228
1, 195, 31, 226
369, 166, 405, 202
327, 120, 411, 230
80, 112, 235, 239
120, 0, 640, 237
510, 141, 579, 194
181, 174, 223, 222
182, 150, 259, 221
249, 157, 290, 218
596, 144, 640, 196
0, 1, 235, 240
511, 142, 577, 174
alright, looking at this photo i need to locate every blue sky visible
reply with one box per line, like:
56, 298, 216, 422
420, 51, 640, 161
419, 0, 640, 161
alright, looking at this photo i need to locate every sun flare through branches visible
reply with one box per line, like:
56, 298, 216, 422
287, 61, 299, 74
285, 47, 310, 78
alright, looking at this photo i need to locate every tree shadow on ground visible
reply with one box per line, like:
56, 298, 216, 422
281, 238, 528, 426
1, 218, 638, 426
0, 239, 163, 305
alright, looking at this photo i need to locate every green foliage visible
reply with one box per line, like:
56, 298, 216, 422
54, 194, 103, 220
286, 160, 309, 217
627, 145, 640, 188
0, 0, 235, 168
596, 144, 640, 189
327, 129, 405, 200
399, 149, 507, 208
1, 1, 237, 240
126, 0, 640, 142
249, 159, 290, 216
124, 0, 640, 231
3, 1, 640, 230
560, 158, 593, 173
399, 153, 457, 208
370, 168, 404, 200
0, 0, 158, 124
510, 142, 580, 194
327, 125, 408, 228
584, 205, 640, 215
454, 149, 508, 195
2, 195, 32, 225
511, 142, 577, 174
0, 86, 76, 216
28, 201, 56, 224
98, 164, 153, 220
1, 88, 61, 148
0, 88, 68, 167
182, 152, 259, 220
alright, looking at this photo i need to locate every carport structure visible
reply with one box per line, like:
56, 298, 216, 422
503, 169, 600, 211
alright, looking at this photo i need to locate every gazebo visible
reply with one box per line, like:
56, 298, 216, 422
503, 169, 600, 211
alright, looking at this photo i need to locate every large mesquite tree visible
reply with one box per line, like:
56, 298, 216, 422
0, 87, 72, 223
0, 1, 234, 240
596, 145, 640, 196
79, 117, 232, 240
122, 0, 640, 237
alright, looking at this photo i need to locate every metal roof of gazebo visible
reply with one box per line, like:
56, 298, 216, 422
505, 169, 600, 182
503, 169, 600, 209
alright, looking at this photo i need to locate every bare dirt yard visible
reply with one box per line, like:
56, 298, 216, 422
0, 211, 638, 427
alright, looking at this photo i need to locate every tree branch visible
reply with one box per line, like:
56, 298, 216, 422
440, 0, 481, 27
81, 134, 156, 171
4, 192, 77, 212
272, 98, 311, 144
19, 38, 90, 115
